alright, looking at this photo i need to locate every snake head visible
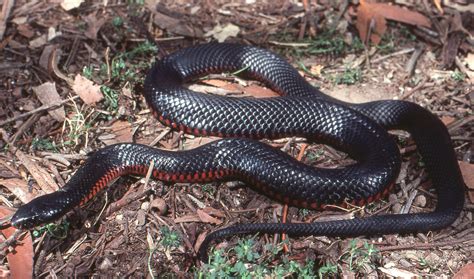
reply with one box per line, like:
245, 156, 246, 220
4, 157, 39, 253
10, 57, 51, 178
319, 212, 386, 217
11, 193, 66, 229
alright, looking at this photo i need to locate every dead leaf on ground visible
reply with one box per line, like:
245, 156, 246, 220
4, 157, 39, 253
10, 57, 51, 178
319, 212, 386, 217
356, 0, 431, 45
150, 11, 203, 38
202, 207, 225, 218
205, 23, 240, 43
466, 53, 474, 71
15, 149, 58, 194
99, 120, 133, 145
61, 0, 84, 11
197, 209, 223, 224
378, 266, 418, 278
174, 214, 201, 223
0, 206, 34, 279
458, 161, 474, 203
32, 82, 66, 122
83, 13, 106, 40
454, 262, 474, 279
72, 74, 103, 105
441, 116, 455, 126
183, 137, 218, 150
244, 84, 280, 98
0, 178, 36, 203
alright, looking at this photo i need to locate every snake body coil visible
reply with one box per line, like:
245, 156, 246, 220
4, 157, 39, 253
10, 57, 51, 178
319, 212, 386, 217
11, 43, 465, 260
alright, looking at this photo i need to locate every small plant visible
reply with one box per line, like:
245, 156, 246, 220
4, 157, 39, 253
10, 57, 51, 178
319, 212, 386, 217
159, 226, 181, 249
31, 138, 58, 151
333, 68, 361, 85
342, 239, 379, 273
33, 222, 69, 239
112, 16, 123, 27
318, 262, 338, 277
234, 239, 260, 262
101, 85, 119, 111
82, 65, 94, 80
198, 238, 320, 278
451, 70, 465, 82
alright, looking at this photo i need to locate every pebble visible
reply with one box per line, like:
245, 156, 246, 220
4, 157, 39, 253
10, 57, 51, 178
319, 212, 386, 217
413, 195, 427, 207
388, 193, 398, 203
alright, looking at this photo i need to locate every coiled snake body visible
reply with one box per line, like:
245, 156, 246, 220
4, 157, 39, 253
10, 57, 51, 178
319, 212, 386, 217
11, 43, 465, 260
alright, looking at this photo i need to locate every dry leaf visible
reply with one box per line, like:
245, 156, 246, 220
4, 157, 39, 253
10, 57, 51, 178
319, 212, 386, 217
356, 0, 387, 44
174, 214, 201, 223
440, 116, 455, 126
356, 0, 431, 45
454, 263, 474, 279
458, 161, 474, 203
378, 266, 418, 278
0, 207, 34, 279
372, 3, 431, 27
309, 64, 324, 77
72, 74, 103, 105
205, 23, 240, 43
15, 149, 58, 193
84, 13, 106, 40
151, 11, 202, 37
32, 82, 66, 122
465, 53, 474, 71
0, 178, 36, 203
244, 84, 280, 98
61, 0, 84, 11
99, 121, 133, 145
29, 34, 47, 48
432, 0, 443, 14
197, 209, 222, 224
202, 207, 225, 218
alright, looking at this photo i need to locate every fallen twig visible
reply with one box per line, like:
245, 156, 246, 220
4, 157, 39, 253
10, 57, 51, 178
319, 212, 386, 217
0, 96, 79, 127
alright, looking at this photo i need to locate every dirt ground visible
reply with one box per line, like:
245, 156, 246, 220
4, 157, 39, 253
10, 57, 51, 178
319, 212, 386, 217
0, 0, 473, 278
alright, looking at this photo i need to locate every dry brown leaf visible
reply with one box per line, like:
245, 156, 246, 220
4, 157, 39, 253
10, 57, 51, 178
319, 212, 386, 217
100, 121, 133, 145
72, 74, 103, 105
454, 263, 474, 279
0, 178, 36, 203
17, 24, 34, 38
151, 11, 203, 38
244, 84, 280, 98
197, 209, 222, 225
61, 0, 84, 11
202, 207, 225, 218
371, 3, 431, 28
205, 23, 240, 43
15, 149, 58, 193
356, 0, 431, 45
32, 82, 66, 122
174, 214, 201, 223
432, 0, 443, 14
458, 161, 474, 203
356, 0, 387, 44
378, 266, 418, 278
0, 206, 34, 279
194, 231, 207, 253
309, 64, 324, 77
440, 116, 455, 126
84, 13, 106, 40
183, 137, 218, 150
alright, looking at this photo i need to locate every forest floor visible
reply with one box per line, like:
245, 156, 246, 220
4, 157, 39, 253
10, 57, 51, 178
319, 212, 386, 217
0, 0, 473, 278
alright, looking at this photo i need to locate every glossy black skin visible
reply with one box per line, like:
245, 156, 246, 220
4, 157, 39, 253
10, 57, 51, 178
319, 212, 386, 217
11, 43, 465, 262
